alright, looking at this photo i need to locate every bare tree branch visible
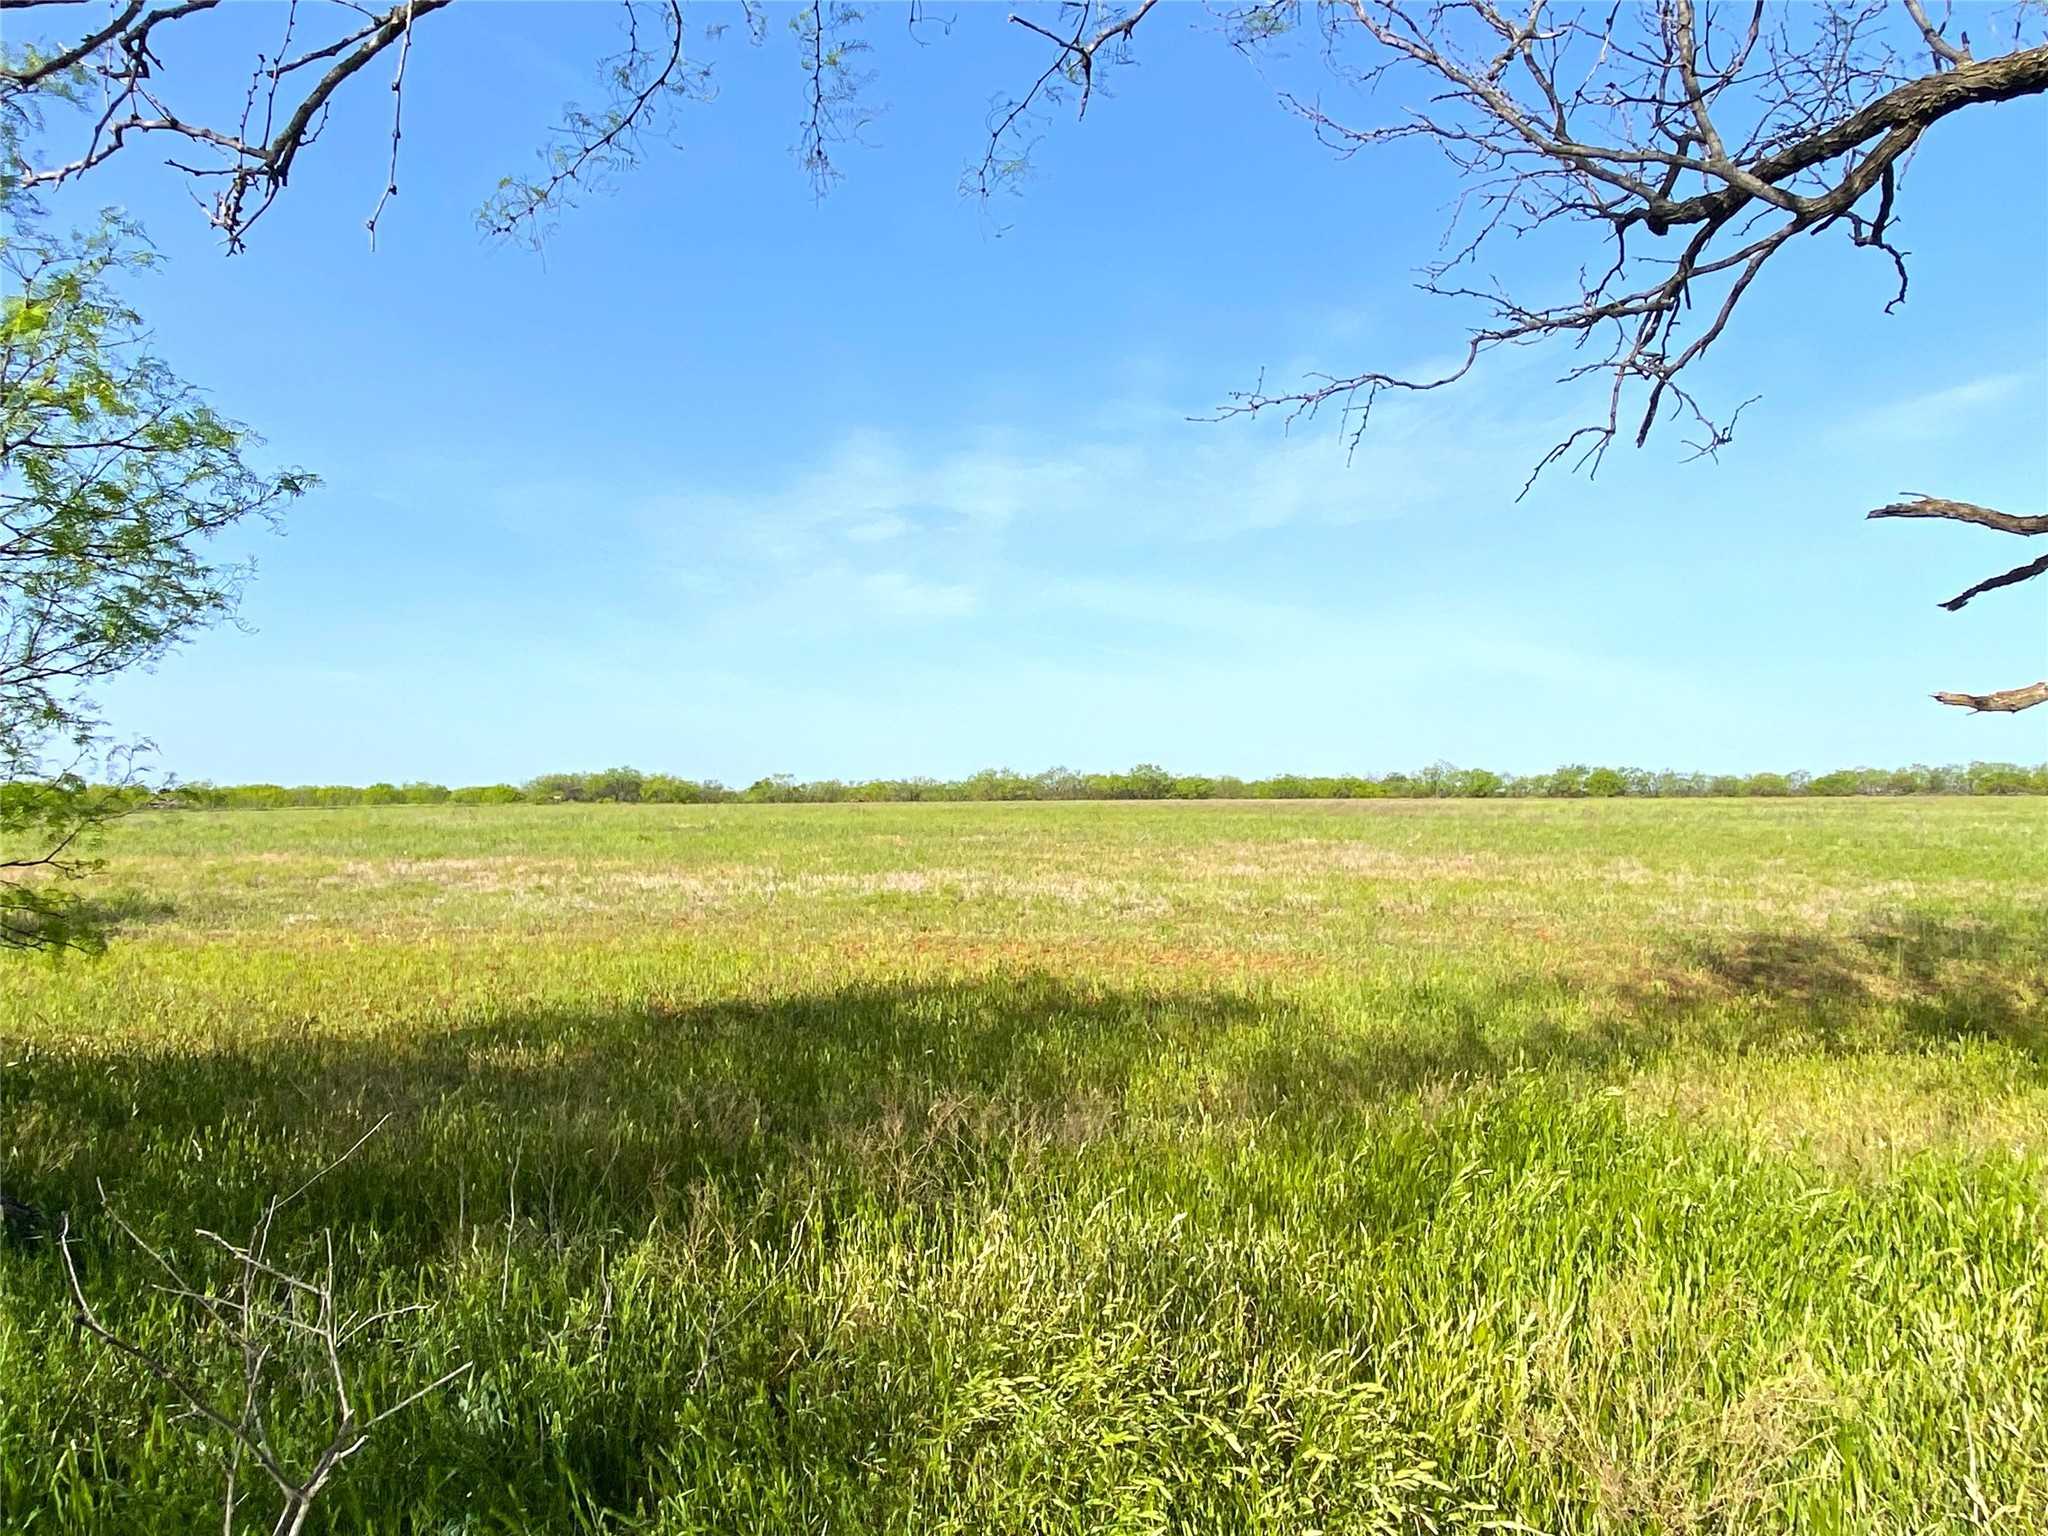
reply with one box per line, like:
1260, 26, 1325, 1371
0, 0, 147, 91
1868, 495, 2048, 536
974, 1, 1163, 200
1868, 489, 2044, 693
1939, 551, 2048, 611
975, 3, 2048, 490
1620, 42, 2048, 236
362, 0, 417, 249
58, 1130, 471, 1535
8, 0, 452, 250
1901, 0, 1973, 68
1009, 0, 1160, 118
477, 0, 713, 244
1933, 681, 2048, 713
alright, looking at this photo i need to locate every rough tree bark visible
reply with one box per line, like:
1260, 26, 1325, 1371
1930, 682, 2048, 714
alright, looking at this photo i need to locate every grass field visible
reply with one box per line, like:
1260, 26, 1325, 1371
1, 798, 2044, 1533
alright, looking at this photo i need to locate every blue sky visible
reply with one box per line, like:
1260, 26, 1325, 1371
36, 3, 2048, 783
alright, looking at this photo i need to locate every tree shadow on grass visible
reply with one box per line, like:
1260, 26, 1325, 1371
10, 975, 1280, 1243
3, 919, 2043, 1530
1246, 913, 2042, 1116
1638, 910, 2045, 1059
6, 908, 2042, 1253
77, 888, 180, 930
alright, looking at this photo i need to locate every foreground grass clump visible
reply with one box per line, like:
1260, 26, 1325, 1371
1, 798, 2043, 1532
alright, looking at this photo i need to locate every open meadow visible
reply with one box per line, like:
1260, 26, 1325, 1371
1, 797, 2044, 1533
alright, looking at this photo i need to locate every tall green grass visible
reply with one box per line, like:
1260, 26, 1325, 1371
1, 800, 2043, 1532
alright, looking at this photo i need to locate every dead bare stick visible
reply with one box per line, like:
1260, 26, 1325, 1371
57, 1124, 469, 1535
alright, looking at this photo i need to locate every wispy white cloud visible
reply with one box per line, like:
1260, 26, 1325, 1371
844, 514, 910, 543
656, 562, 981, 644
1032, 573, 1693, 694
861, 570, 978, 619
1835, 370, 2033, 446
489, 367, 1582, 654
620, 370, 1558, 569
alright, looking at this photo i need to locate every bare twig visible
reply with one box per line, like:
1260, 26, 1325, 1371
974, 0, 1162, 199
363, 0, 417, 248
1009, 0, 1160, 118
478, 0, 702, 243
277, 1113, 394, 1212
56, 1126, 469, 1534
9, 0, 453, 250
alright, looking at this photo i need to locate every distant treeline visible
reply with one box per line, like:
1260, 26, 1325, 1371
156, 761, 2048, 808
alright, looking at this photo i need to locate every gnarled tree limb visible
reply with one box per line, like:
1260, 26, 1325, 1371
988, 4, 2048, 489
1868, 496, 2048, 536
1869, 491, 2044, 708
1933, 682, 2048, 714
1939, 551, 2048, 612
1621, 43, 2048, 236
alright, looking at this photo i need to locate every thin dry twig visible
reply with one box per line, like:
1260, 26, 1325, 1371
56, 1123, 470, 1534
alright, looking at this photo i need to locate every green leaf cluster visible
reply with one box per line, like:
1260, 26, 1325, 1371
0, 205, 314, 950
